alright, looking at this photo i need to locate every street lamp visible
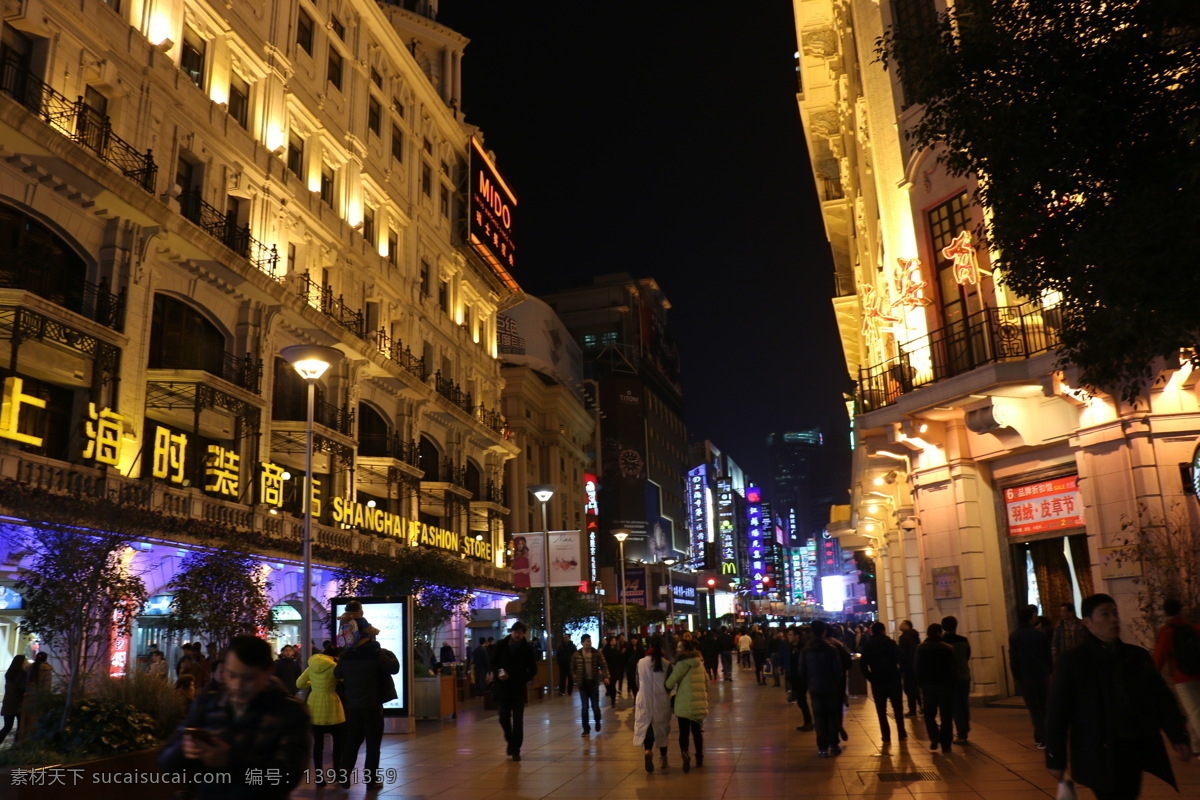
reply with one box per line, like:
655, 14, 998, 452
280, 343, 343, 669
613, 529, 630, 636
662, 557, 677, 630
528, 484, 556, 692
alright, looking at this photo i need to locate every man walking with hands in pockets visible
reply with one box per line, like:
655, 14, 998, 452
571, 634, 610, 736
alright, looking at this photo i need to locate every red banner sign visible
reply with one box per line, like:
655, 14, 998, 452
1004, 476, 1083, 536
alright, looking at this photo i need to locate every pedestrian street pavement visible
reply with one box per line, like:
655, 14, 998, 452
304, 667, 1200, 800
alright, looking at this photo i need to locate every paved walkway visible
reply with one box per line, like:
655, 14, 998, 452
298, 667, 1200, 800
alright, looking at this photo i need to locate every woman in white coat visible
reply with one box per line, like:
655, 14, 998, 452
633, 634, 672, 773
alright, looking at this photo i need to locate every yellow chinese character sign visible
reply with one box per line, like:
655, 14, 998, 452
82, 403, 124, 466
260, 462, 287, 507
152, 427, 188, 484
205, 445, 240, 498
0, 376, 46, 446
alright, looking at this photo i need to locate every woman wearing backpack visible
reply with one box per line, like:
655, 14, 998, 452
1153, 598, 1200, 754
665, 637, 709, 772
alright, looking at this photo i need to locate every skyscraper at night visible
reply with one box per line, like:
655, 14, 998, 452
768, 429, 844, 547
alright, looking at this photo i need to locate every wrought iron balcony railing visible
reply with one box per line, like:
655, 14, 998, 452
298, 273, 365, 339
358, 432, 420, 466
0, 261, 124, 331
857, 300, 1063, 413
433, 371, 473, 414
177, 190, 280, 279
0, 57, 157, 193
474, 405, 507, 435
437, 458, 468, 488
478, 480, 507, 506
369, 327, 427, 380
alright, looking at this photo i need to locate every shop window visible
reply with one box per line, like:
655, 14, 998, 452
180, 27, 206, 89
297, 9, 314, 55
228, 74, 250, 129
148, 294, 225, 375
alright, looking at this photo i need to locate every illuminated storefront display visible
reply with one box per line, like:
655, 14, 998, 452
205, 445, 241, 498
329, 497, 493, 560
152, 426, 188, 484
860, 284, 900, 338
468, 137, 519, 292
716, 477, 738, 576
0, 376, 46, 446
891, 257, 932, 310
83, 403, 124, 466
746, 486, 767, 595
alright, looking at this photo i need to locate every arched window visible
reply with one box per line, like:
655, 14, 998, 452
418, 435, 440, 481
358, 402, 390, 457
148, 294, 225, 375
465, 460, 481, 500
0, 204, 89, 314
272, 357, 325, 422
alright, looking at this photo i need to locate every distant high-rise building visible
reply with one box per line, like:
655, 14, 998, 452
543, 274, 689, 582
768, 430, 843, 547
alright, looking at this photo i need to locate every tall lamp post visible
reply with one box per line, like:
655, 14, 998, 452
280, 344, 343, 669
662, 557, 677, 630
528, 485, 557, 692
613, 529, 630, 636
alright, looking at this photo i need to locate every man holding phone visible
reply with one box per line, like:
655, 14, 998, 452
493, 621, 539, 761
159, 636, 310, 797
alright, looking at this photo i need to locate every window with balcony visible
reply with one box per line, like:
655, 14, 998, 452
297, 9, 314, 55
272, 357, 326, 423
0, 370, 74, 461
148, 294, 225, 375
357, 402, 390, 457
928, 191, 978, 328
180, 27, 206, 89
368, 96, 381, 136
418, 435, 440, 481
330, 15, 345, 41
228, 74, 250, 129
320, 164, 335, 207
363, 205, 376, 244
0, 204, 93, 318
328, 49, 343, 92
391, 124, 403, 162
287, 132, 305, 180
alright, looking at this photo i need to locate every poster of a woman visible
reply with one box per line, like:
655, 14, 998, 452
512, 536, 535, 590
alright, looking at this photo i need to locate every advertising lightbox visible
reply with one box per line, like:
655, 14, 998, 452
331, 597, 410, 716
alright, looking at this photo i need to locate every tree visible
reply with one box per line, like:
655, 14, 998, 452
877, 1, 1200, 400
1115, 504, 1200, 642
519, 586, 601, 641
166, 548, 275, 648
16, 526, 147, 728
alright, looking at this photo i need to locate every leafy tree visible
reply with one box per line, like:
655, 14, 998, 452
519, 586, 601, 641
601, 602, 659, 633
1114, 505, 1200, 642
16, 526, 147, 729
878, 1, 1200, 400
166, 548, 275, 648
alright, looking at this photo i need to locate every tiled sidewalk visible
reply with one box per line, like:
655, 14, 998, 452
303, 668, 1200, 800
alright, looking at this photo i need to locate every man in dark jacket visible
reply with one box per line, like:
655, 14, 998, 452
271, 644, 301, 695
717, 626, 736, 681
335, 639, 400, 789
915, 623, 956, 754
159, 636, 310, 798
1010, 603, 1053, 748
797, 620, 848, 757
1046, 593, 1190, 800
941, 615, 971, 743
472, 637, 491, 696
897, 620, 921, 716
555, 634, 577, 696
493, 621, 539, 760
860, 622, 906, 744
786, 626, 814, 731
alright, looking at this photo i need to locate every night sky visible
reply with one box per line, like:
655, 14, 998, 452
438, 1, 851, 484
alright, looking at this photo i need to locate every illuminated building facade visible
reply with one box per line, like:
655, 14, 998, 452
543, 274, 688, 588
497, 296, 595, 581
794, 0, 1200, 698
768, 429, 846, 547
0, 0, 522, 670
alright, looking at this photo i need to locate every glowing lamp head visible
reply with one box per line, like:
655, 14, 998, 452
528, 484, 557, 504
366, 500, 376, 508
613, 529, 630, 543
662, 557, 677, 567
281, 344, 344, 382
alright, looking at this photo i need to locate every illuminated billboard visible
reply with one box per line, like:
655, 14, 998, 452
468, 138, 519, 292
746, 486, 766, 595
583, 473, 599, 581
716, 477, 738, 576
687, 466, 709, 566
331, 596, 410, 715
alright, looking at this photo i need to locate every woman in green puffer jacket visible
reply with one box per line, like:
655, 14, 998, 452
665, 637, 709, 772
297, 648, 346, 785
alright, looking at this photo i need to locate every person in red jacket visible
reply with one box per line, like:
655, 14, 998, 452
1153, 598, 1200, 756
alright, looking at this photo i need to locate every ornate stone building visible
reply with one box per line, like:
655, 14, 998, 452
0, 0, 520, 668
794, 0, 1200, 700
